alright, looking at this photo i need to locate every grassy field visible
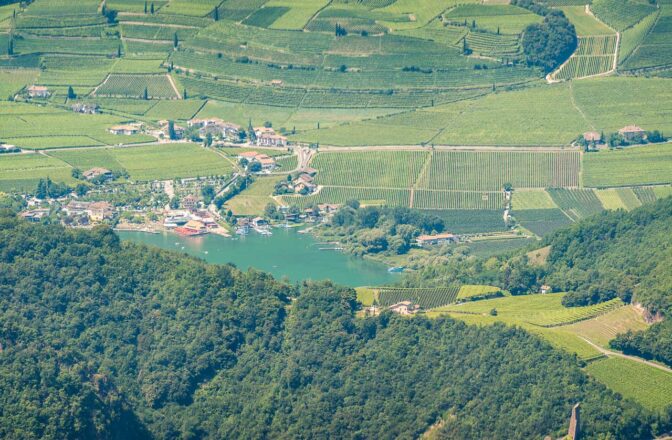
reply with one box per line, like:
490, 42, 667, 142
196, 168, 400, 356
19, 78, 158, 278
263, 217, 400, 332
224, 176, 283, 216
584, 144, 672, 188
0, 153, 76, 192
586, 357, 672, 412
44, 144, 233, 182
560, 6, 616, 36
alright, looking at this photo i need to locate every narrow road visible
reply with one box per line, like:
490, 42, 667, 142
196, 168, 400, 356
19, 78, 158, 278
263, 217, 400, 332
580, 337, 672, 373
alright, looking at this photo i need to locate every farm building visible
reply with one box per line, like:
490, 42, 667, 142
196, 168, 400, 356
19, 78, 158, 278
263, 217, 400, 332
618, 125, 646, 142
109, 124, 141, 135
239, 151, 277, 171
182, 194, 198, 211
583, 131, 601, 143
154, 121, 185, 140
416, 233, 457, 247
26, 85, 50, 98
63, 201, 91, 216
388, 301, 420, 315
83, 167, 113, 181
238, 151, 260, 160
270, 79, 283, 86
540, 284, 552, 294
71, 103, 100, 114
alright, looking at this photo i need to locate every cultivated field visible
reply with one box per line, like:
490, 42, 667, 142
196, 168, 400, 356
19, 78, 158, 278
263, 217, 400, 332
583, 144, 672, 188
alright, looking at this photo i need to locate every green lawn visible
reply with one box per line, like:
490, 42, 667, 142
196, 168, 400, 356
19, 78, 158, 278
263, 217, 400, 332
224, 176, 283, 216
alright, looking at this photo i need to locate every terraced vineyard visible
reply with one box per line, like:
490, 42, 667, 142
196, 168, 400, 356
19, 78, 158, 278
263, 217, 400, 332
591, 0, 657, 32
456, 285, 502, 301
94, 74, 180, 99
377, 286, 460, 309
548, 188, 604, 221
551, 35, 617, 80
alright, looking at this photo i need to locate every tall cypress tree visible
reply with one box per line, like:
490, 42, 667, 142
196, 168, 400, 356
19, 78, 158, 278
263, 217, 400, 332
144, 1, 147, 13
143, 87, 148, 100
150, 2, 154, 14
173, 32, 178, 48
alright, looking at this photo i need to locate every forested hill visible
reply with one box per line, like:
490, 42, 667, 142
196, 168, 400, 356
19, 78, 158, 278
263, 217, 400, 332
0, 211, 658, 439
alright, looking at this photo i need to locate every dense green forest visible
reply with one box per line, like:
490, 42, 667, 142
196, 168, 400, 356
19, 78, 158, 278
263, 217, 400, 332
0, 210, 663, 438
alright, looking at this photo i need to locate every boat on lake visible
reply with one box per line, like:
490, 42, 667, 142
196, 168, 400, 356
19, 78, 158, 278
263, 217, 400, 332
388, 266, 405, 273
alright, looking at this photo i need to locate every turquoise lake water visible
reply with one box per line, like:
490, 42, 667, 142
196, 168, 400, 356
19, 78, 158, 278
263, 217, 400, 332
118, 228, 398, 287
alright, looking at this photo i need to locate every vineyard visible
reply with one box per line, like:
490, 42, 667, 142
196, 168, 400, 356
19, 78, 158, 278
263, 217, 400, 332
586, 358, 672, 412
433, 294, 624, 327
377, 286, 460, 309
515, 209, 573, 236
591, 0, 657, 32
548, 188, 605, 221
456, 285, 502, 301
94, 74, 180, 99
551, 35, 617, 81
621, 5, 672, 71
417, 150, 580, 190
583, 144, 672, 188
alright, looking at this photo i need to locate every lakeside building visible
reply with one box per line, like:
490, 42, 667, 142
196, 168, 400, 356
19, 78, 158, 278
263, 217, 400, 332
63, 200, 113, 221
416, 233, 457, 247
175, 220, 208, 236
182, 195, 198, 211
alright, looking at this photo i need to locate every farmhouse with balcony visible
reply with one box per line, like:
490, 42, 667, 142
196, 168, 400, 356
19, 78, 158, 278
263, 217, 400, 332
388, 301, 420, 315
83, 167, 113, 181
239, 151, 277, 171
416, 233, 457, 247
26, 85, 50, 98
71, 103, 100, 114
618, 125, 646, 142
254, 127, 287, 147
109, 124, 141, 135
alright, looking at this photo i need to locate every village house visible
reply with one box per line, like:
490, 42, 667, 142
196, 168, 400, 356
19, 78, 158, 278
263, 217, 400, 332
63, 200, 92, 216
155, 121, 185, 140
239, 151, 277, 171
388, 301, 420, 315
182, 194, 199, 211
20, 209, 49, 223
88, 201, 114, 221
83, 167, 113, 181
416, 233, 457, 247
27, 85, 50, 98
540, 284, 552, 294
71, 103, 100, 114
618, 125, 646, 142
108, 124, 141, 135
254, 127, 287, 147
270, 79, 283, 86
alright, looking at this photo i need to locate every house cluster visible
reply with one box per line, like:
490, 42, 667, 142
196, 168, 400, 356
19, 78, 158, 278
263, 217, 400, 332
279, 203, 339, 223
254, 126, 287, 147
109, 123, 143, 136
26, 85, 50, 98
20, 208, 50, 223
416, 233, 458, 247
71, 103, 100, 114
63, 200, 115, 222
238, 151, 277, 172
188, 118, 241, 142
275, 168, 319, 195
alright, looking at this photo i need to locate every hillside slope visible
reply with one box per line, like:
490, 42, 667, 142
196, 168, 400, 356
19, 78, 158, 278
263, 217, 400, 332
0, 211, 657, 439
